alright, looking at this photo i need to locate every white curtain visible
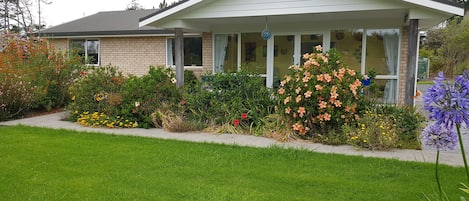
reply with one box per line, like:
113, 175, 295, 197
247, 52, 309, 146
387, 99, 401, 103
383, 32, 399, 104
167, 38, 174, 67
214, 35, 229, 73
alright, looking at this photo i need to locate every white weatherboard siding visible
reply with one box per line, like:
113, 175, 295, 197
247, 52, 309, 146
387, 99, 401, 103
183, 0, 407, 19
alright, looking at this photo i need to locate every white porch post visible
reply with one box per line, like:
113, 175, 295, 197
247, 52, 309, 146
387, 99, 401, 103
266, 37, 274, 88
175, 28, 184, 87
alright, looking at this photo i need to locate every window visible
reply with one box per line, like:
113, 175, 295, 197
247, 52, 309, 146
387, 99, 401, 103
331, 29, 400, 104
70, 39, 100, 65
167, 37, 203, 67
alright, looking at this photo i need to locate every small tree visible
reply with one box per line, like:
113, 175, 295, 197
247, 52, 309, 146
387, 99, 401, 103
126, 0, 143, 10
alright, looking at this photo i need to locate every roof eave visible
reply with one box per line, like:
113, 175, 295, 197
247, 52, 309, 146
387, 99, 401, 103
139, 0, 203, 27
404, 0, 465, 16
39, 30, 174, 38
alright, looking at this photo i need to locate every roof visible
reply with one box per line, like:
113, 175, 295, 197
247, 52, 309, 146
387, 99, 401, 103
139, 0, 465, 29
40, 9, 173, 38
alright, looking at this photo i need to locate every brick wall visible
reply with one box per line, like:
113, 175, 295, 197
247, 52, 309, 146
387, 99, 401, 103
201, 32, 213, 75
100, 37, 166, 76
398, 26, 409, 105
49, 38, 69, 52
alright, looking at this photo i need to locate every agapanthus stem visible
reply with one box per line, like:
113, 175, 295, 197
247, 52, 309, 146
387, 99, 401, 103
436, 151, 442, 201
456, 124, 469, 181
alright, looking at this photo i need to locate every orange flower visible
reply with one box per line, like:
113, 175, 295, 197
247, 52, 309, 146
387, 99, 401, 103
413, 90, 421, 99
296, 95, 302, 103
295, 87, 302, 94
323, 74, 332, 83
292, 123, 303, 131
285, 107, 291, 114
315, 85, 323, 91
347, 69, 356, 76
317, 74, 324, 82
304, 90, 313, 98
284, 96, 291, 105
323, 113, 331, 121
298, 107, 306, 118
278, 87, 285, 95
319, 101, 327, 109
315, 45, 323, 52
333, 100, 342, 107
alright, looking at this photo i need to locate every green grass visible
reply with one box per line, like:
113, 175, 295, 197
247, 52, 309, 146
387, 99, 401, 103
0, 125, 466, 200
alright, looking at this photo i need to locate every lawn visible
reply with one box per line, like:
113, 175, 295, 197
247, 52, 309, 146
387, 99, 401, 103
0, 125, 465, 200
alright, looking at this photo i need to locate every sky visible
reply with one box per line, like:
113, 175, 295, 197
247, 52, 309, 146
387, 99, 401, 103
41, 0, 166, 27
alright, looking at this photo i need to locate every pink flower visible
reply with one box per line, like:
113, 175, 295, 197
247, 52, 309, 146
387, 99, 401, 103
285, 107, 291, 114
347, 69, 356, 76
304, 91, 312, 98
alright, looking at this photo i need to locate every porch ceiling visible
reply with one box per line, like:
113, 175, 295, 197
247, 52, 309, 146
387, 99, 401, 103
165, 9, 410, 32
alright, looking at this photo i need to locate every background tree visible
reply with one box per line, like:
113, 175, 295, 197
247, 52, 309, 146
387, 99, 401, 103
126, 0, 143, 10
158, 0, 168, 9
420, 19, 469, 76
1, 0, 50, 33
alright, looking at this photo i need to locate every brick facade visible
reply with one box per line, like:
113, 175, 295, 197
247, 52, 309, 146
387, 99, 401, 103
49, 38, 69, 52
48, 35, 213, 78
100, 37, 166, 76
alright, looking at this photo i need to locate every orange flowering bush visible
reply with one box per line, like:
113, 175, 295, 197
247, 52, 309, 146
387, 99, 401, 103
276, 46, 367, 138
0, 31, 83, 120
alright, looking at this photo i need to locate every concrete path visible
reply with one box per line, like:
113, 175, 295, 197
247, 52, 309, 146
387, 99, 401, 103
0, 111, 467, 167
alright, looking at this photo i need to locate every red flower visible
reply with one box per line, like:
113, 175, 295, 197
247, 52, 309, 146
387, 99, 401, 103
233, 119, 240, 126
80, 71, 86, 76
181, 98, 186, 106
241, 113, 247, 120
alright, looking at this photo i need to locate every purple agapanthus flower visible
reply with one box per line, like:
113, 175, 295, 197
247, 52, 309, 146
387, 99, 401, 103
423, 71, 469, 129
422, 124, 458, 151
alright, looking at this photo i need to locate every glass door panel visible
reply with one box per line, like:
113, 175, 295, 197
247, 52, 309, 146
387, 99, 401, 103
241, 33, 267, 75
274, 35, 295, 88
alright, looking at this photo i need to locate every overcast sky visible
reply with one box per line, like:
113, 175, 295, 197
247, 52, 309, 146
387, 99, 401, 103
42, 0, 166, 27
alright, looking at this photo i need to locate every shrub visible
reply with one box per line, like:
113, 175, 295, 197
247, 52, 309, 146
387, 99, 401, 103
184, 70, 276, 134
369, 104, 425, 149
68, 66, 182, 129
121, 66, 181, 128
344, 110, 399, 150
276, 46, 368, 140
0, 31, 84, 121
67, 65, 125, 120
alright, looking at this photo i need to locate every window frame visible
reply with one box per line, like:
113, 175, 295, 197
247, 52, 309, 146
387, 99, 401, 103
166, 36, 203, 69
69, 38, 100, 66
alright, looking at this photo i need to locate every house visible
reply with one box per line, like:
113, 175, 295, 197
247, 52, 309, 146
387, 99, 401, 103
40, 9, 208, 76
41, 0, 464, 106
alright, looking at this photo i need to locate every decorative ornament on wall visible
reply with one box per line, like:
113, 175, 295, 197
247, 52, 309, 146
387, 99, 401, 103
261, 16, 271, 40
